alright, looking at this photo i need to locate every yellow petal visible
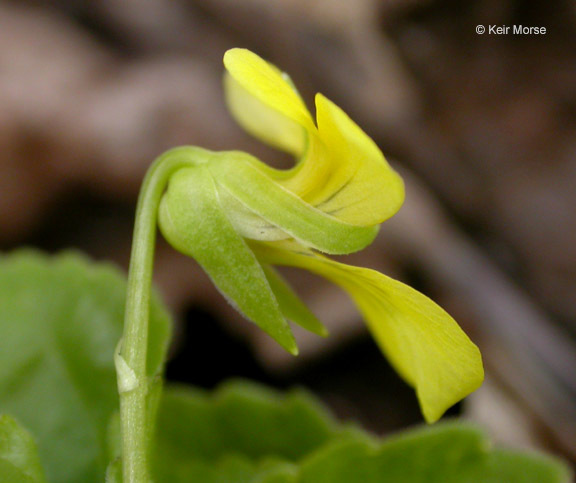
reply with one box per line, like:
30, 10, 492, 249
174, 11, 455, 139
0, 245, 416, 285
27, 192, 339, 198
223, 48, 313, 155
224, 48, 404, 228
316, 94, 404, 224
252, 240, 484, 423
280, 94, 404, 225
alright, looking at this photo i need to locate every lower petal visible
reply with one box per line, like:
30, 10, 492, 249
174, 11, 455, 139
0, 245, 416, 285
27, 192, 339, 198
251, 240, 484, 423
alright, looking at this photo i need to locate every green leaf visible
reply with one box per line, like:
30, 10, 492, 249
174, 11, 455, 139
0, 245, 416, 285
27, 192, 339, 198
152, 380, 570, 483
0, 250, 171, 483
250, 460, 298, 483
0, 414, 46, 482
468, 449, 572, 483
153, 454, 297, 483
299, 422, 571, 483
152, 380, 364, 481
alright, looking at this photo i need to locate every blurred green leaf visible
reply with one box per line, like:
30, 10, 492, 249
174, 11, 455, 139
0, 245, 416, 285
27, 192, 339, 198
474, 449, 572, 483
152, 380, 364, 481
0, 251, 171, 483
299, 422, 571, 483
153, 381, 570, 483
0, 414, 46, 482
154, 453, 299, 483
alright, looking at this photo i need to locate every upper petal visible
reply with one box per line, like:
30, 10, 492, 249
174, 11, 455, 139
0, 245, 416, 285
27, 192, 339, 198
224, 49, 404, 228
252, 240, 484, 423
223, 48, 313, 156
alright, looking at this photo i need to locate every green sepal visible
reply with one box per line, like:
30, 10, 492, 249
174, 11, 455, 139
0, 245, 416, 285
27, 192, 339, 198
158, 165, 297, 354
209, 153, 379, 255
261, 265, 328, 337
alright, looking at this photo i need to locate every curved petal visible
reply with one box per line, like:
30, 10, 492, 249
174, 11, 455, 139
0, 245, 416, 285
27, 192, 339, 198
223, 48, 313, 155
158, 164, 297, 355
252, 240, 484, 423
279, 95, 404, 225
224, 49, 404, 228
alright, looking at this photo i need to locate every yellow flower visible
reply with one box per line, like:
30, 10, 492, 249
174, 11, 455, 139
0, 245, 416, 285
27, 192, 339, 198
223, 48, 404, 228
158, 48, 484, 423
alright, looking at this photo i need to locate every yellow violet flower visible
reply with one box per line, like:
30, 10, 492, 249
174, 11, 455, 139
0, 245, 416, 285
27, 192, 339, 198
158, 48, 484, 423
223, 48, 404, 227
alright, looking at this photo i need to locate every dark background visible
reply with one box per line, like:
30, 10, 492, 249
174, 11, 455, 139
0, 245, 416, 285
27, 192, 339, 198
1, 0, 575, 466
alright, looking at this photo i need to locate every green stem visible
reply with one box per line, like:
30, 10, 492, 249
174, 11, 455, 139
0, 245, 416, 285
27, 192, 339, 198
118, 147, 202, 483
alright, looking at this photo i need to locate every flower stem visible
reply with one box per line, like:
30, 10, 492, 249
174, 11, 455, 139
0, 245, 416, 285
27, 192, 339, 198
118, 147, 200, 483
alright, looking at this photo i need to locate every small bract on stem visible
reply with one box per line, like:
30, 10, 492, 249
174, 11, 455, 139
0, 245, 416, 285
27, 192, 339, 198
117, 48, 483, 482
